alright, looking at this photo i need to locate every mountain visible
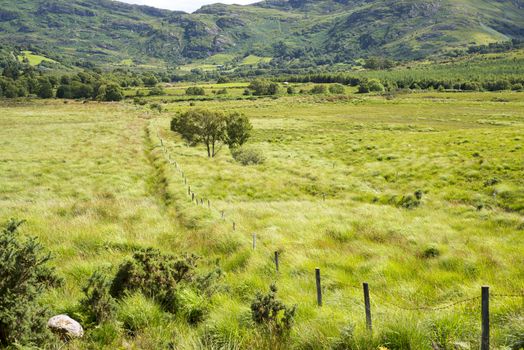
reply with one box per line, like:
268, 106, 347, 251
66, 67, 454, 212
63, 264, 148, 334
0, 0, 522, 68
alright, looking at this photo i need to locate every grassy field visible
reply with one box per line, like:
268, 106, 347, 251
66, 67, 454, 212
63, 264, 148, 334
0, 90, 523, 349
17, 50, 57, 66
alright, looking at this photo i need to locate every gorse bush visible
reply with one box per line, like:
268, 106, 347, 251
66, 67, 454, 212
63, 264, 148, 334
110, 248, 198, 313
81, 270, 116, 324
250, 284, 296, 336
0, 219, 61, 347
80, 248, 221, 331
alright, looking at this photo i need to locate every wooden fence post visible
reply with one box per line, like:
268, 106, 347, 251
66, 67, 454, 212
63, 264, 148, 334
274, 251, 279, 272
208, 200, 211, 209
481, 286, 490, 350
221, 210, 225, 219
363, 283, 372, 332
191, 193, 195, 202
233, 222, 236, 231
188, 186, 191, 195
252, 233, 256, 250
316, 268, 322, 307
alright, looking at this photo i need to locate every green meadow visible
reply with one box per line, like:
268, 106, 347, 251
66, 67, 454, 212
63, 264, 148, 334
1, 89, 523, 349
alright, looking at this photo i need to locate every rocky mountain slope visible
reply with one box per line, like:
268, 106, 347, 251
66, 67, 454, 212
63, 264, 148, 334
0, 0, 522, 67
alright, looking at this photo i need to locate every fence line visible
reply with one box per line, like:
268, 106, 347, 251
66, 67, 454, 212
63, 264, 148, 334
153, 123, 252, 235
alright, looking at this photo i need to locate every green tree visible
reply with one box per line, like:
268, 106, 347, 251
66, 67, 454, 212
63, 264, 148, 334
56, 85, 73, 99
36, 78, 54, 99
0, 219, 61, 347
97, 83, 124, 101
249, 79, 279, 96
225, 113, 252, 148
171, 109, 252, 157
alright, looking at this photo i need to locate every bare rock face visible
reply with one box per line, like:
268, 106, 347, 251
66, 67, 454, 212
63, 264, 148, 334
47, 315, 84, 340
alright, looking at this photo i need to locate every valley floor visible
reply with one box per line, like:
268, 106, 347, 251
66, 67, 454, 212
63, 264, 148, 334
0, 91, 523, 349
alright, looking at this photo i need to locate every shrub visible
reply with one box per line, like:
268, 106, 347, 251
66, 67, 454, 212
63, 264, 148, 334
512, 83, 523, 91
286, 86, 295, 94
110, 248, 198, 313
250, 284, 296, 336
216, 88, 228, 95
249, 79, 280, 95
359, 79, 385, 93
397, 191, 422, 209
329, 84, 346, 94
422, 246, 441, 259
311, 85, 327, 94
81, 270, 117, 324
149, 103, 163, 113
0, 219, 61, 347
186, 86, 205, 96
231, 147, 266, 165
149, 86, 165, 96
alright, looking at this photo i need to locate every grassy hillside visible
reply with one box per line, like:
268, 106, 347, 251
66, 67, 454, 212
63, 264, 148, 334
0, 0, 522, 68
1, 89, 522, 348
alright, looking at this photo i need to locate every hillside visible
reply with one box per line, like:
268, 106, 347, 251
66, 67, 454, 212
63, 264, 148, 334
0, 0, 523, 68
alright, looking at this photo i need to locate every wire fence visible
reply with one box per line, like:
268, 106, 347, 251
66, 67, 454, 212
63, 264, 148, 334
150, 121, 523, 348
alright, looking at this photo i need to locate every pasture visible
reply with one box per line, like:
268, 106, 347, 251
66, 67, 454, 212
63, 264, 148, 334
0, 89, 523, 349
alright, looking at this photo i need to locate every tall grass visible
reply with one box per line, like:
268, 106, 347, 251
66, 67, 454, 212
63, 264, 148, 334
0, 91, 522, 348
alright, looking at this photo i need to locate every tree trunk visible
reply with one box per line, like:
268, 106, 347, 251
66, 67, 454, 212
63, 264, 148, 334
206, 141, 211, 158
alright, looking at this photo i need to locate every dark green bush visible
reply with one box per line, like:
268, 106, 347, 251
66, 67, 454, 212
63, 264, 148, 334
186, 86, 206, 96
0, 219, 61, 347
311, 85, 327, 94
397, 191, 422, 209
97, 83, 124, 101
149, 86, 165, 96
251, 284, 296, 336
422, 246, 441, 259
248, 79, 280, 96
81, 270, 116, 324
110, 248, 198, 313
359, 79, 385, 93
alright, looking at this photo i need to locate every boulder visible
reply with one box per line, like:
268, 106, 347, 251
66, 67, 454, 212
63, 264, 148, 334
47, 315, 84, 339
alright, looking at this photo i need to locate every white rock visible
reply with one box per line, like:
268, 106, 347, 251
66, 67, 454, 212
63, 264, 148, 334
47, 315, 84, 339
